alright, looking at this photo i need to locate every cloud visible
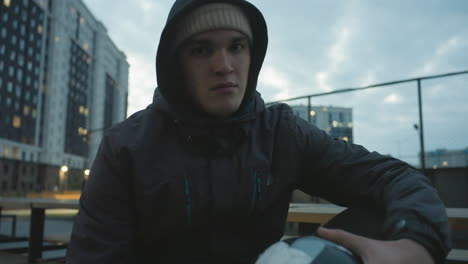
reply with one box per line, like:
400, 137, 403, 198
315, 72, 332, 92
126, 53, 156, 116
383, 93, 402, 104
359, 70, 377, 86
417, 36, 463, 75
259, 65, 291, 100
328, 26, 352, 72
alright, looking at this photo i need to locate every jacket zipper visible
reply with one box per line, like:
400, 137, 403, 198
184, 175, 192, 227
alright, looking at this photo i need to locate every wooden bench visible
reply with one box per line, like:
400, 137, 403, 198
287, 203, 468, 262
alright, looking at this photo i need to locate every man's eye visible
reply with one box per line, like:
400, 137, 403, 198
190, 46, 211, 57
230, 43, 246, 52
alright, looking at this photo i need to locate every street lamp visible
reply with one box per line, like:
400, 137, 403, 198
59, 165, 69, 191
60, 165, 69, 173
84, 169, 90, 180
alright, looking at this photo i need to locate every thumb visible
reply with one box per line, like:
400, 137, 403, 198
317, 227, 369, 257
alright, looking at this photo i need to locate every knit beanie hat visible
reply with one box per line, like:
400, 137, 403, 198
174, 3, 253, 49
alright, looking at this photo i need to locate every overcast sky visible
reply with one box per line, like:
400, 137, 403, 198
82, 0, 468, 166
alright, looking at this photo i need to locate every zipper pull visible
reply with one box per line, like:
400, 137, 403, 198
249, 171, 257, 214
257, 175, 262, 201
184, 177, 192, 226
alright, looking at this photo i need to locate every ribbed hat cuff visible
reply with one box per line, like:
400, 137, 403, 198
174, 3, 253, 49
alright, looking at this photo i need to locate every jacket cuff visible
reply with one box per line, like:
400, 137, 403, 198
384, 218, 451, 264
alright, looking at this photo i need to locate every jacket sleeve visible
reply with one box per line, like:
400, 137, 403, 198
66, 132, 137, 263
288, 111, 451, 263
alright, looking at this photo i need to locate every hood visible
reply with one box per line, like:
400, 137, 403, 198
154, 0, 268, 122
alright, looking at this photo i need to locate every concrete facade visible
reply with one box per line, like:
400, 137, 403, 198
0, 0, 128, 194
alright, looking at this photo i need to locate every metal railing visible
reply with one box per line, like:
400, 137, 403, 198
266, 70, 468, 170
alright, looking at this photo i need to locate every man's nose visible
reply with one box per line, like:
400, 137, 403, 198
212, 50, 234, 75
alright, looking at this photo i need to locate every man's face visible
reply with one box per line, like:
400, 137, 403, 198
178, 30, 251, 118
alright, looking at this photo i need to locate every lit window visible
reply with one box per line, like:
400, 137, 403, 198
432, 165, 438, 169
84, 108, 89, 116
31, 109, 37, 118
310, 110, 316, 117
343, 137, 349, 142
322, 107, 328, 112
37, 24, 43, 34
83, 43, 89, 51
12, 147, 18, 159
348, 122, 353, 128
55, 36, 60, 43
442, 161, 448, 167
71, 7, 77, 14
4, 0, 11, 7
3, 147, 9, 157
332, 121, 338, 128
23, 105, 30, 116
80, 17, 85, 24
78, 127, 88, 136
13, 115, 21, 128
79, 105, 84, 114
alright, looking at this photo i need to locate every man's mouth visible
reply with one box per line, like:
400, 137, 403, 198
211, 82, 238, 91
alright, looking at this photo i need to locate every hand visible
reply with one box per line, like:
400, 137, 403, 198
317, 227, 435, 264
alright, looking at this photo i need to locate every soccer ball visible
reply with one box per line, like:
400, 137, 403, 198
256, 236, 362, 264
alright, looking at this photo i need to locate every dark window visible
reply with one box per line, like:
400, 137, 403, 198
20, 39, 25, 50
15, 85, 22, 98
10, 50, 16, 61
18, 54, 24, 66
17, 69, 23, 82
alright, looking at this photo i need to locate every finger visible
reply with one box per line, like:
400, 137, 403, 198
317, 227, 369, 256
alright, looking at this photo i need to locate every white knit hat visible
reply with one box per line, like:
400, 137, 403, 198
174, 3, 253, 49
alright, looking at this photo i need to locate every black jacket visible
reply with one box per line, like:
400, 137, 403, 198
66, 0, 451, 263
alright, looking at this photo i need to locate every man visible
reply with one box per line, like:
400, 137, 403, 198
66, 0, 450, 263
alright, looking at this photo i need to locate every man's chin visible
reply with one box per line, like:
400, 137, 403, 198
205, 106, 240, 118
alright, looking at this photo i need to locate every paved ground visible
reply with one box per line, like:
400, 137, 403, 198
0, 252, 64, 264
